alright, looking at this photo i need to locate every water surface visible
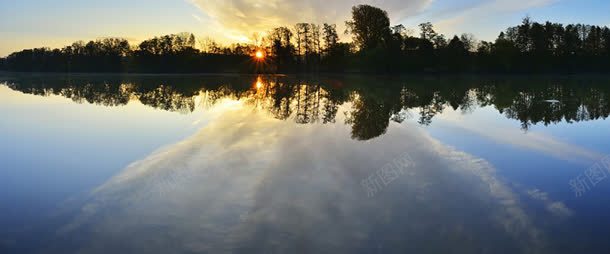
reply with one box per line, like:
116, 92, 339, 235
1, 73, 610, 253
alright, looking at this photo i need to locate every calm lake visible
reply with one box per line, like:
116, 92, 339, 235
1, 73, 610, 253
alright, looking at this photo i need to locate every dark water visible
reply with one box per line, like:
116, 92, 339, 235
1, 73, 610, 254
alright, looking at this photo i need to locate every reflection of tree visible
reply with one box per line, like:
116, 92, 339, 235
345, 95, 393, 140
3, 75, 207, 114
322, 96, 340, 124
497, 83, 610, 130
138, 85, 195, 113
3, 75, 610, 139
60, 83, 133, 107
244, 76, 348, 125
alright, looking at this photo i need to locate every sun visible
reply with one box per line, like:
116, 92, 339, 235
255, 50, 265, 60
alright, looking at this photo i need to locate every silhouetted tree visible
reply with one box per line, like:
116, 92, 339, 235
460, 33, 477, 52
267, 27, 296, 72
443, 36, 468, 71
3, 6, 610, 74
294, 23, 322, 70
345, 5, 391, 51
419, 22, 437, 41
322, 24, 339, 56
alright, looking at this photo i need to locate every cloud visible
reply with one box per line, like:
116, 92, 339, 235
191, 14, 203, 23
527, 189, 573, 218
491, 0, 558, 12
187, 0, 433, 42
433, 0, 558, 38
53, 100, 550, 253
432, 107, 604, 164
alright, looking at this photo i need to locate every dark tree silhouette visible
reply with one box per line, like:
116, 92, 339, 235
2, 5, 610, 74
345, 5, 392, 51
268, 27, 297, 72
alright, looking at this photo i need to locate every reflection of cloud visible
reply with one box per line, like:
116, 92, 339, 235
527, 189, 573, 218
433, 107, 603, 164
424, 133, 543, 242
55, 101, 552, 253
187, 0, 433, 42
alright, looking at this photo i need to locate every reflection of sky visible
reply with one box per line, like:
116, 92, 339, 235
419, 104, 608, 195
425, 106, 605, 163
2, 79, 610, 252
420, 104, 610, 253
44, 100, 568, 253
0, 85, 209, 230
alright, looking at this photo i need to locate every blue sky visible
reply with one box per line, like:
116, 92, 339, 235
1, 0, 609, 56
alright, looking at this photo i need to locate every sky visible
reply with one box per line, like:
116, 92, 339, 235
1, 0, 609, 57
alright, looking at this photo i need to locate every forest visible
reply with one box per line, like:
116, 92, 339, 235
1, 5, 610, 74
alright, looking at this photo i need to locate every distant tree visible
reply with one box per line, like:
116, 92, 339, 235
321, 23, 351, 72
515, 16, 533, 52
493, 32, 520, 72
295, 23, 312, 56
447, 36, 466, 52
529, 22, 548, 54
391, 25, 407, 38
268, 27, 296, 71
323, 42, 352, 72
433, 34, 448, 49
199, 37, 221, 54
4, 5, 610, 74
602, 27, 610, 56
584, 25, 603, 55
460, 33, 477, 52
295, 23, 321, 69
419, 22, 438, 41
345, 5, 391, 51
477, 41, 493, 54
443, 36, 468, 71
322, 23, 339, 55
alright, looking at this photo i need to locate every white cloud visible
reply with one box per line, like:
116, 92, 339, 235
488, 0, 558, 12
56, 100, 547, 253
187, 0, 433, 42
434, 0, 559, 39
432, 106, 603, 164
191, 14, 203, 23
527, 189, 573, 218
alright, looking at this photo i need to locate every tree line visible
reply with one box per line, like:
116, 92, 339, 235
4, 73, 610, 140
1, 5, 610, 74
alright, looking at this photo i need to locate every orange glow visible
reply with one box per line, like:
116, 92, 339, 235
255, 77, 264, 89
255, 51, 265, 60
